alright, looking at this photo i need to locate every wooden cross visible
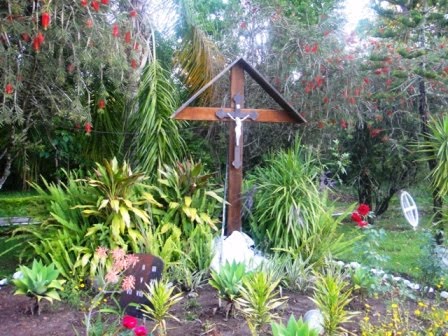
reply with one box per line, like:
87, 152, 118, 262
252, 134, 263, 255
172, 58, 306, 234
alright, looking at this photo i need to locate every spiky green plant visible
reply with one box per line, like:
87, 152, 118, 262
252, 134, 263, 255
209, 261, 246, 319
310, 264, 357, 336
271, 315, 319, 336
12, 260, 66, 315
236, 271, 287, 335
140, 280, 183, 336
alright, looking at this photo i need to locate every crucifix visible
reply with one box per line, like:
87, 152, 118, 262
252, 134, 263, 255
172, 58, 306, 234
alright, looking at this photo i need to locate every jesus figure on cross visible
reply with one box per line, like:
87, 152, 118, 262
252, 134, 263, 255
227, 113, 250, 147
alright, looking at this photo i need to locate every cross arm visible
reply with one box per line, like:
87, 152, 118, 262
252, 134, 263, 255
172, 106, 299, 123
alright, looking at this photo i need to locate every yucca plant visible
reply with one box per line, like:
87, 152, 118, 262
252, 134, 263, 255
140, 280, 183, 336
271, 315, 319, 336
236, 271, 287, 335
209, 261, 246, 319
310, 263, 357, 336
12, 259, 66, 315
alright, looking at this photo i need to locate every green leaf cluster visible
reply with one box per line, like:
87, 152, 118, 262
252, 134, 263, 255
209, 261, 246, 306
12, 259, 65, 312
271, 315, 319, 336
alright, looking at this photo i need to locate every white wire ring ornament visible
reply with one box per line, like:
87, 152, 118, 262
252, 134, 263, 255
400, 191, 419, 230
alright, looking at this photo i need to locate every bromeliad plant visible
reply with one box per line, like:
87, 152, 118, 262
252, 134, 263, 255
12, 259, 66, 315
271, 315, 319, 336
140, 280, 183, 336
209, 261, 247, 319
236, 271, 288, 336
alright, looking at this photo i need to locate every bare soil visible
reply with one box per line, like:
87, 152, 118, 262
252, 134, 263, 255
0, 284, 444, 336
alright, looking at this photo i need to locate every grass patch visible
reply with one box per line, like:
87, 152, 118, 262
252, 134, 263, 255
0, 191, 39, 217
0, 229, 20, 278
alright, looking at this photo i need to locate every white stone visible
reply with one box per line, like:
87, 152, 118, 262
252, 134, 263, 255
13, 271, 22, 279
349, 262, 360, 269
303, 309, 324, 335
0, 278, 7, 286
403, 279, 411, 286
392, 276, 402, 282
429, 287, 434, 293
440, 291, 448, 299
336, 261, 345, 267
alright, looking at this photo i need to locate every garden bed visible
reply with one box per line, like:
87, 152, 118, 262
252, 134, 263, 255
0, 283, 445, 335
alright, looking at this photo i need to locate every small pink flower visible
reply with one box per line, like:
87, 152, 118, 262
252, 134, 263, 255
357, 203, 370, 216
105, 270, 119, 284
95, 246, 108, 261
122, 275, 136, 291
134, 325, 148, 336
111, 247, 126, 262
357, 220, 368, 228
125, 254, 139, 268
122, 315, 138, 329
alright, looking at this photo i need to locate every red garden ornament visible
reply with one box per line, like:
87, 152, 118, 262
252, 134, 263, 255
91, 1, 100, 12
4, 83, 14, 95
41, 12, 51, 30
112, 24, 120, 37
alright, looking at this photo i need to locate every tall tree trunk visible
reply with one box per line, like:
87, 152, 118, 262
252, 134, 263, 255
0, 151, 12, 190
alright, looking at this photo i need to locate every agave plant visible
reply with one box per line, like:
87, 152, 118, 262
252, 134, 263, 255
209, 261, 246, 319
12, 259, 66, 315
271, 315, 319, 336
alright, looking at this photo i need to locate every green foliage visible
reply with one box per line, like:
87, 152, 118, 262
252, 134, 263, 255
12, 259, 65, 315
352, 228, 390, 268
140, 280, 183, 336
349, 267, 380, 298
143, 222, 183, 268
248, 142, 354, 265
271, 315, 319, 336
78, 158, 158, 251
209, 261, 246, 318
311, 264, 356, 336
153, 160, 223, 236
0, 194, 39, 217
132, 61, 186, 179
419, 116, 448, 198
236, 271, 287, 336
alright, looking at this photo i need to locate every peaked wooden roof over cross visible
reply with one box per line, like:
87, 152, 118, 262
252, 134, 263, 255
171, 57, 306, 234
171, 57, 307, 123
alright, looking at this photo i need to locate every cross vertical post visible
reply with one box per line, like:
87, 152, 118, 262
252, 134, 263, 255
227, 64, 245, 234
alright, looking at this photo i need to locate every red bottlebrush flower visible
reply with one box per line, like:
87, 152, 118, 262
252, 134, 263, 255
84, 122, 92, 135
310, 43, 318, 53
443, 67, 448, 75
66, 63, 75, 73
348, 97, 356, 105
386, 78, 392, 88
340, 119, 348, 129
98, 99, 106, 109
124, 31, 131, 44
4, 83, 14, 95
37, 32, 45, 44
317, 121, 325, 129
322, 96, 329, 104
80, 0, 88, 6
351, 211, 362, 223
91, 1, 100, 12
357, 203, 370, 216
133, 42, 139, 50
370, 128, 381, 138
101, 0, 109, 4
122, 315, 138, 329
86, 18, 94, 28
21, 33, 31, 42
41, 12, 50, 30
133, 326, 148, 336
112, 24, 119, 37
374, 68, 382, 75
363, 77, 370, 84
130, 59, 138, 69
357, 220, 368, 228
129, 9, 137, 17
32, 37, 41, 52
314, 75, 324, 87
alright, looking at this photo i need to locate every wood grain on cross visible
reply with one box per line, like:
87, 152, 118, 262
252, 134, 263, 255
172, 57, 306, 234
